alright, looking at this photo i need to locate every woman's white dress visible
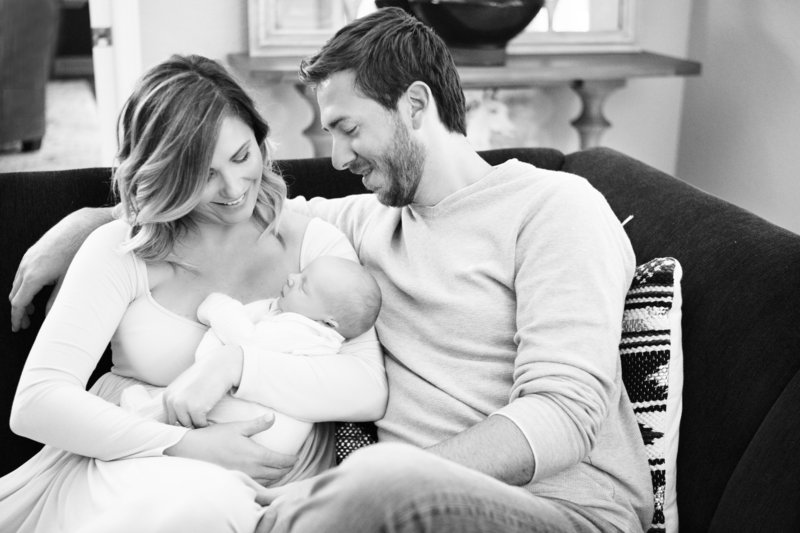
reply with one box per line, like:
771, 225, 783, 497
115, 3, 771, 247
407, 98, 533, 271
0, 218, 385, 533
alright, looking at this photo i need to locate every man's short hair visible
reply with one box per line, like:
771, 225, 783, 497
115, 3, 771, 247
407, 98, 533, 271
299, 7, 467, 135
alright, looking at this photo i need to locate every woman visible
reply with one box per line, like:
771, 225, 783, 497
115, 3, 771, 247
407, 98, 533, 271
0, 55, 386, 532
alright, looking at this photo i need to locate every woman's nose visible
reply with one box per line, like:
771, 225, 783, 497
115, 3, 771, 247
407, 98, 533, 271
219, 171, 244, 197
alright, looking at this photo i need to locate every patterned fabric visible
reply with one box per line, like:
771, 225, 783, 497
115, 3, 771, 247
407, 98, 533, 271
334, 422, 378, 464
620, 257, 683, 533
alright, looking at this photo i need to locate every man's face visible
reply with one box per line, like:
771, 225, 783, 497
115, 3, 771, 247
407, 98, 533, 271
317, 71, 425, 207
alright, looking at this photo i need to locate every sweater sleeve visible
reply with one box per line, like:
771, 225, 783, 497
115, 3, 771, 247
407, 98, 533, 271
234, 218, 387, 422
10, 221, 189, 460
491, 177, 635, 482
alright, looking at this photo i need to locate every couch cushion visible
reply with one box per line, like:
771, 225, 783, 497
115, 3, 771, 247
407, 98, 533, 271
563, 147, 800, 532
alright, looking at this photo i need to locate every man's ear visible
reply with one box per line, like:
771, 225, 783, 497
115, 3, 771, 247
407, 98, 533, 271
405, 81, 432, 128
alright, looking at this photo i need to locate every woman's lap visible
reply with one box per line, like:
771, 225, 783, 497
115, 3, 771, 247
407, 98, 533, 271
74, 455, 263, 533
1, 451, 263, 533
1, 371, 264, 533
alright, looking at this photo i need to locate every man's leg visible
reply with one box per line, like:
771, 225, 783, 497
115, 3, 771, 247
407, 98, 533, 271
265, 442, 617, 533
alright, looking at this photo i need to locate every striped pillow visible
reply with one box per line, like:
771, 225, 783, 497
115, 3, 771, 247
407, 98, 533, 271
621, 257, 684, 533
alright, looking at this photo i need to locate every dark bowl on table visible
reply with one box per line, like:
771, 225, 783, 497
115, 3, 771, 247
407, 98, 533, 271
407, 0, 545, 66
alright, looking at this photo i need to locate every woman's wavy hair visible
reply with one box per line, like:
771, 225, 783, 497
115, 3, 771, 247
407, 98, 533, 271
299, 7, 467, 135
113, 54, 286, 262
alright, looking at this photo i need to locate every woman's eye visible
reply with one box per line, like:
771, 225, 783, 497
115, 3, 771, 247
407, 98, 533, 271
234, 151, 250, 163
344, 126, 357, 135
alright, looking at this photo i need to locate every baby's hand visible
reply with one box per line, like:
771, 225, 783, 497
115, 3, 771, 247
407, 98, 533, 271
196, 292, 231, 326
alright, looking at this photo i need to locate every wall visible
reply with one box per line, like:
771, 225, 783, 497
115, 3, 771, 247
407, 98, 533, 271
102, 1, 695, 164
87, 1, 800, 234
505, 0, 694, 174
677, 0, 800, 235
137, 0, 247, 67
93, 0, 314, 159
110, 1, 695, 170
601, 0, 693, 174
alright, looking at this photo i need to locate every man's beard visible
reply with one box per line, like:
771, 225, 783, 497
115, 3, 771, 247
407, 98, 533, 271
377, 116, 425, 207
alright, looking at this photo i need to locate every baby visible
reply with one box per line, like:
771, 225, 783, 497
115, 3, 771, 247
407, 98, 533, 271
121, 255, 382, 459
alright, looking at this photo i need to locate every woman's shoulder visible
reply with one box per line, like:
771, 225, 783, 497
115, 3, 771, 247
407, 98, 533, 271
82, 219, 132, 251
277, 210, 347, 244
301, 217, 358, 264
277, 208, 312, 239
305, 216, 347, 239
69, 219, 144, 292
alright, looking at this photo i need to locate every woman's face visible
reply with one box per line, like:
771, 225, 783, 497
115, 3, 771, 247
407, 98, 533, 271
195, 115, 263, 226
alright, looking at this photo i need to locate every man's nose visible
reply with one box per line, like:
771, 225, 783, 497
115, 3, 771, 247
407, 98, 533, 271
330, 138, 355, 172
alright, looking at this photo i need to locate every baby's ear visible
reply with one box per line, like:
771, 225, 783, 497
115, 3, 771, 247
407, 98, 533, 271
322, 318, 339, 330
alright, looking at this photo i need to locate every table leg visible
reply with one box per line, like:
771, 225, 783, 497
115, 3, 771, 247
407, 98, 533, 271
295, 83, 331, 157
570, 79, 626, 149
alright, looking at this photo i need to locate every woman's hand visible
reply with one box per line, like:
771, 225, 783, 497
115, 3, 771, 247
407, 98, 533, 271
164, 415, 297, 486
163, 345, 244, 428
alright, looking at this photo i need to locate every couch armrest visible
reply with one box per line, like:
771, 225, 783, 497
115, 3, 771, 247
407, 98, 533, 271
564, 147, 800, 532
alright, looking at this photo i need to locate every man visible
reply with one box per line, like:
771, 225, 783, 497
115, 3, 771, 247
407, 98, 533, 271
10, 8, 652, 532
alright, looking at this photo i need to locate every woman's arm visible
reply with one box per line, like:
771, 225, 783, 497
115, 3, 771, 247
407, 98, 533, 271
9, 220, 189, 460
10, 206, 117, 331
235, 217, 387, 422
162, 216, 387, 427
234, 330, 386, 422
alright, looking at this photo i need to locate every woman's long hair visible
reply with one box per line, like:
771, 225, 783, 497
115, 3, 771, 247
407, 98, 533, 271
113, 54, 286, 262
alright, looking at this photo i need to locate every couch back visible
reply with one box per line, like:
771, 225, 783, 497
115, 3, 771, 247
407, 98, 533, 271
2, 147, 799, 532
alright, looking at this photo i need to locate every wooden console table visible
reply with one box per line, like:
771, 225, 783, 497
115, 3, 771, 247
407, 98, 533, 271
228, 51, 701, 156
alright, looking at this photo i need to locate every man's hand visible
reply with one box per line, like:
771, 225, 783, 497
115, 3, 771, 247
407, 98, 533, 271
9, 206, 116, 332
164, 415, 297, 486
254, 473, 320, 532
10, 244, 68, 332
163, 345, 244, 428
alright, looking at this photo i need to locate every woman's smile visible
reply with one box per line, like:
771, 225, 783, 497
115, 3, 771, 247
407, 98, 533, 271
212, 190, 248, 207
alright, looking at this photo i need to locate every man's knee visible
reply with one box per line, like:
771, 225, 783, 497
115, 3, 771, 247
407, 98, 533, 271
333, 442, 453, 502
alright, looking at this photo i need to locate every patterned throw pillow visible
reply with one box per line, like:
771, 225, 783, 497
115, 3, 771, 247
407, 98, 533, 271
334, 257, 685, 533
335, 422, 377, 464
620, 257, 684, 533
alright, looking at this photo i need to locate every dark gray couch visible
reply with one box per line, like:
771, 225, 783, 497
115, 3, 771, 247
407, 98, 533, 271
2, 147, 799, 532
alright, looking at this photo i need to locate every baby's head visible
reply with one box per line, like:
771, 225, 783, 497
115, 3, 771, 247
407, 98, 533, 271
276, 256, 381, 339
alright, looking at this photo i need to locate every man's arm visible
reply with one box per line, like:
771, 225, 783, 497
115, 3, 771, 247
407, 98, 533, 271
10, 206, 116, 331
428, 178, 635, 488
426, 414, 535, 486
